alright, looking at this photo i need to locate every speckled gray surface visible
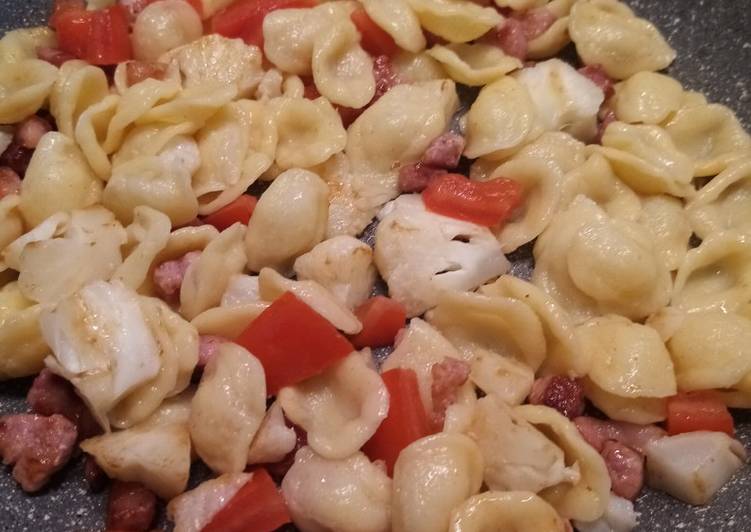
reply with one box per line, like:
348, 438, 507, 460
0, 1, 750, 531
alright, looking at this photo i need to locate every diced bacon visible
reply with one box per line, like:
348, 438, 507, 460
0, 167, 21, 199
516, 8, 557, 40
430, 357, 471, 429
27, 369, 102, 440
106, 481, 157, 532
491, 18, 527, 60
84, 454, 108, 493
421, 132, 465, 169
15, 115, 52, 149
528, 376, 586, 420
198, 335, 226, 368
574, 416, 667, 454
0, 414, 77, 492
601, 440, 645, 500
578, 64, 615, 99
397, 163, 448, 193
152, 250, 202, 300
37, 46, 77, 67
595, 108, 617, 144
0, 141, 33, 177
126, 61, 168, 87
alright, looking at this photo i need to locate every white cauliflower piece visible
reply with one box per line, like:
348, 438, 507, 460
574, 494, 639, 532
515, 58, 604, 142
220, 274, 261, 307
293, 236, 377, 310
374, 195, 510, 317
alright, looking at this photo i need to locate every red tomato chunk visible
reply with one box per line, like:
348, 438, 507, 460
422, 173, 524, 227
350, 8, 399, 57
235, 292, 355, 395
350, 296, 407, 349
666, 392, 735, 436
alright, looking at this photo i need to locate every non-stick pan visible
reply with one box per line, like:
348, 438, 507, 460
0, 0, 749, 530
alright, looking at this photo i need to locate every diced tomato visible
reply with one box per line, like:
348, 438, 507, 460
209, 0, 317, 49
49, 0, 84, 29
422, 173, 524, 227
235, 292, 354, 395
349, 296, 406, 350
202, 468, 291, 532
350, 8, 398, 57
363, 368, 432, 475
201, 195, 257, 231
666, 392, 735, 436
56, 5, 132, 65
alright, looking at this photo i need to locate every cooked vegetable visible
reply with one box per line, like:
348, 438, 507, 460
55, 4, 133, 65
666, 392, 735, 436
350, 8, 399, 57
350, 296, 407, 349
201, 194, 257, 231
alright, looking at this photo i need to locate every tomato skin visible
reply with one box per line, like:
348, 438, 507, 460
210, 0, 317, 49
423, 173, 524, 227
55, 5, 133, 65
49, 0, 84, 29
666, 392, 735, 436
202, 468, 291, 532
201, 195, 257, 231
350, 8, 399, 57
362, 368, 432, 475
350, 296, 406, 350
235, 292, 354, 396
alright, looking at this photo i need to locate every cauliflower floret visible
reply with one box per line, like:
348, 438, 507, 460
374, 195, 509, 317
514, 59, 604, 142
293, 236, 377, 310
574, 494, 639, 532
160, 34, 264, 98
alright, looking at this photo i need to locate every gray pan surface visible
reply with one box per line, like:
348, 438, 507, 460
0, 0, 750, 530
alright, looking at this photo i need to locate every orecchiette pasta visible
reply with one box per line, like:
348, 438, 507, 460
404, 0, 502, 43
390, 51, 447, 83
111, 206, 172, 290
190, 343, 266, 473
517, 404, 611, 522
74, 94, 120, 179
136, 84, 237, 130
2, 212, 68, 272
576, 315, 677, 399
527, 0, 577, 60
598, 122, 694, 197
613, 72, 684, 125
257, 268, 362, 334
0, 196, 24, 266
533, 196, 672, 323
132, 0, 203, 62
49, 61, 110, 138
192, 101, 274, 214
467, 396, 579, 493
282, 447, 392, 532
160, 34, 264, 98
569, 0, 676, 79
666, 309, 751, 392
278, 352, 388, 460
663, 104, 751, 177
180, 223, 247, 320
687, 158, 751, 238
464, 76, 539, 160
20, 132, 103, 228
515, 59, 604, 142
190, 303, 268, 338
479, 275, 589, 377
103, 155, 199, 227
426, 44, 521, 86
488, 156, 565, 253
293, 236, 377, 310
81, 421, 191, 499
0, 283, 48, 380
671, 230, 751, 313
582, 379, 667, 424
382, 318, 466, 412
638, 195, 691, 272
360, 0, 426, 53
0, 26, 56, 64
0, 58, 57, 124
271, 96, 347, 170
392, 433, 483, 532
109, 297, 199, 429
449, 491, 568, 532
375, 194, 509, 317
245, 168, 329, 273
312, 18, 375, 109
